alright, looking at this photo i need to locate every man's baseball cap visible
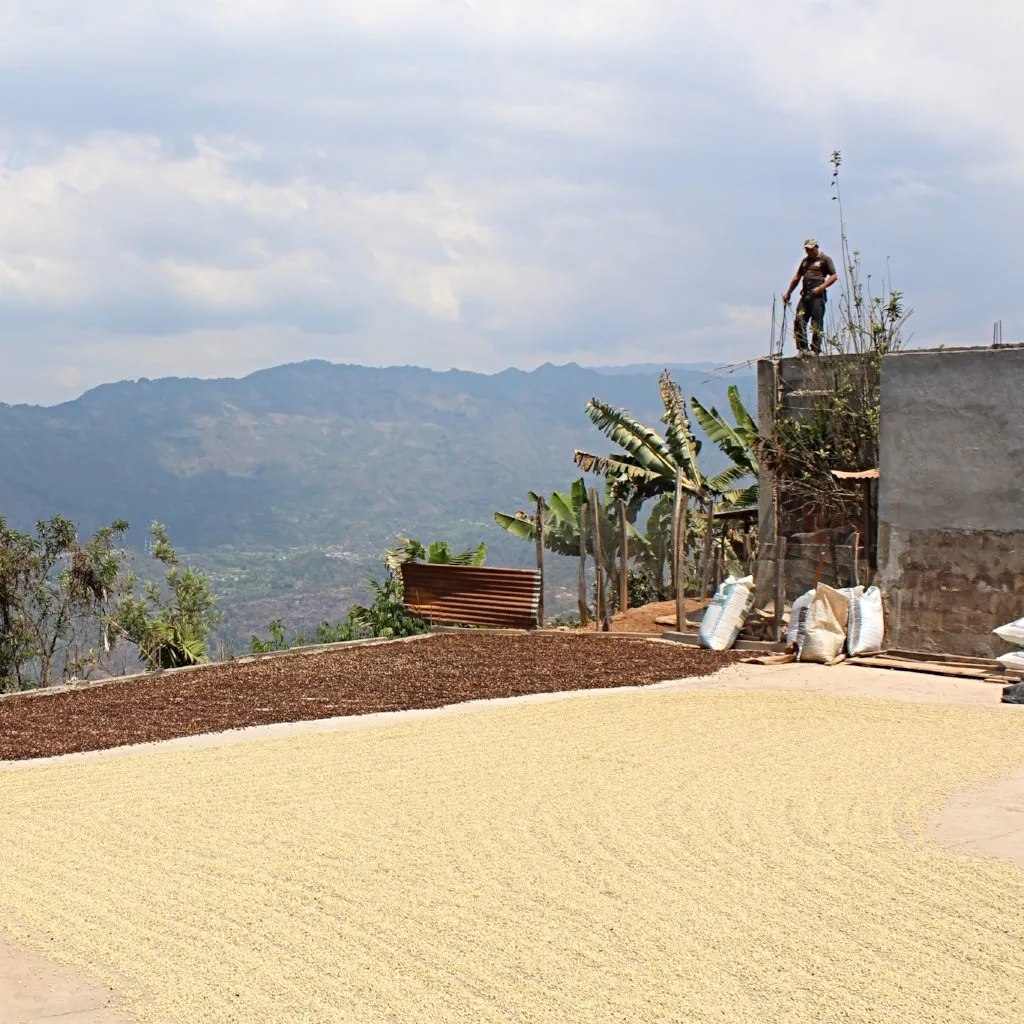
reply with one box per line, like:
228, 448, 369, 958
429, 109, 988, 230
804, 238, 819, 249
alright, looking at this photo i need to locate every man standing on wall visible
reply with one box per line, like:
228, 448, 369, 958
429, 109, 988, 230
782, 239, 838, 355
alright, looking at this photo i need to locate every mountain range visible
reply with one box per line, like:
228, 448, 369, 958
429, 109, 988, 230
0, 359, 755, 642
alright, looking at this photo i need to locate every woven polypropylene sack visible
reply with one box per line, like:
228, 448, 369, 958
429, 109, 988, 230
997, 650, 1024, 672
812, 583, 853, 632
994, 617, 1024, 647
847, 586, 885, 656
699, 575, 755, 652
797, 586, 846, 664
799, 627, 845, 665
786, 590, 815, 648
804, 586, 845, 638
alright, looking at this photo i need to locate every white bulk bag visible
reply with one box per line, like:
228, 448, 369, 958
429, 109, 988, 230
699, 575, 755, 652
786, 589, 816, 648
847, 586, 885, 656
994, 617, 1024, 647
997, 650, 1024, 673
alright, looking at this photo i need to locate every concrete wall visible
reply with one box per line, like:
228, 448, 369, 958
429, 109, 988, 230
876, 346, 1024, 657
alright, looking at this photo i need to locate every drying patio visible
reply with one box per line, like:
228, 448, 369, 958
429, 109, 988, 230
2, 640, 1024, 1023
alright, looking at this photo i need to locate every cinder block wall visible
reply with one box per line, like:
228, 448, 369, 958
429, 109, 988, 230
876, 347, 1024, 657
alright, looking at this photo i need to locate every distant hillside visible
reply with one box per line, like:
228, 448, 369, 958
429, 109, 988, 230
0, 359, 755, 642
0, 360, 754, 551
586, 361, 723, 374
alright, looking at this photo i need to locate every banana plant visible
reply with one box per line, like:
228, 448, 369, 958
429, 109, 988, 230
494, 477, 643, 581
385, 537, 487, 573
690, 384, 759, 511
575, 370, 758, 513
574, 371, 704, 503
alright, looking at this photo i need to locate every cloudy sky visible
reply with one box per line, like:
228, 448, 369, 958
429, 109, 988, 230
1, 0, 1020, 405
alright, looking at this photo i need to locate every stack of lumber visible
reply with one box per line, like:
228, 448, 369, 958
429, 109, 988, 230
847, 649, 1019, 684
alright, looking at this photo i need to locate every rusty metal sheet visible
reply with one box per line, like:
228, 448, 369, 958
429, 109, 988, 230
400, 563, 541, 629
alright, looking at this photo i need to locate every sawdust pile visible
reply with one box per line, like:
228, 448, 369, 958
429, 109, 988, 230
3, 689, 1024, 1023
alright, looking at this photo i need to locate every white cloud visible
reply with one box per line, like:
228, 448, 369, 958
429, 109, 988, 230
0, 0, 1022, 404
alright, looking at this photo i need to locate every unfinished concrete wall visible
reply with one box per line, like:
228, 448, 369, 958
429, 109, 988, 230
876, 346, 1024, 657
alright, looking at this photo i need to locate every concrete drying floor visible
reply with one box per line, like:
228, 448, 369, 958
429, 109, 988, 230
3, 662, 1024, 1023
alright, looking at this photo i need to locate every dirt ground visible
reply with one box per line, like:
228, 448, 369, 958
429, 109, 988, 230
5, 659, 1024, 1024
0, 633, 738, 761
581, 597, 708, 633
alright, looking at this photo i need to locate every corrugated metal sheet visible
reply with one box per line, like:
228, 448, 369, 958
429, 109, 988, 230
400, 563, 541, 629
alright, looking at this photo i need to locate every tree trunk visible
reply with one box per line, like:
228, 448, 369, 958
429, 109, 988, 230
578, 510, 589, 626
700, 498, 715, 604
673, 470, 687, 631
590, 487, 605, 630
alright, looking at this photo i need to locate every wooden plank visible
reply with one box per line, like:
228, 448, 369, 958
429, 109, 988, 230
848, 656, 991, 680
741, 652, 797, 666
884, 649, 1004, 669
662, 632, 788, 653
812, 551, 827, 589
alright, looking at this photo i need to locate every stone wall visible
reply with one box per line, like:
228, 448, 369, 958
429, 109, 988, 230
876, 346, 1024, 657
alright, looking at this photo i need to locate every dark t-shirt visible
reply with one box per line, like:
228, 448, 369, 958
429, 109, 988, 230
797, 251, 837, 293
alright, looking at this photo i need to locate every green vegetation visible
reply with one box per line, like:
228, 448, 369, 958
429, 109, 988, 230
249, 566, 429, 653
0, 515, 130, 691
495, 477, 652, 613
0, 517, 220, 690
385, 537, 487, 570
575, 372, 758, 513
350, 571, 429, 640
2, 362, 752, 635
247, 533, 480, 652
496, 372, 759, 613
112, 523, 222, 670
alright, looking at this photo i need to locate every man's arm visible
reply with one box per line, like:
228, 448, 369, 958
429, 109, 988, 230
782, 264, 804, 304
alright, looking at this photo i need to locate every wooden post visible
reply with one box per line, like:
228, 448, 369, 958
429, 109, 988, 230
700, 498, 715, 606
714, 520, 726, 592
535, 496, 546, 628
590, 487, 605, 630
773, 536, 787, 643
618, 499, 629, 615
742, 514, 754, 577
673, 469, 686, 631
578, 508, 589, 626
863, 479, 874, 580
